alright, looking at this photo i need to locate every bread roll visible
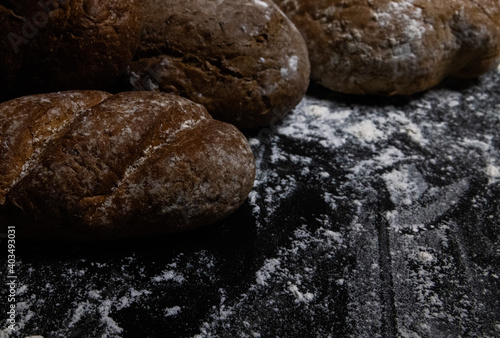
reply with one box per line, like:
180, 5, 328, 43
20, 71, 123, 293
0, 0, 143, 99
0, 91, 256, 239
128, 0, 310, 129
275, 0, 500, 95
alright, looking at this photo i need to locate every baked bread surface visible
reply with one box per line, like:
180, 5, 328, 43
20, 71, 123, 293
276, 0, 500, 95
1, 91, 256, 239
129, 0, 310, 128
0, 90, 112, 205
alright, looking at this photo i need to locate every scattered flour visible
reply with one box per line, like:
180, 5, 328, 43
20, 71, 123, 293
287, 283, 314, 303
255, 259, 281, 286
196, 223, 346, 336
418, 251, 434, 263
347, 120, 385, 142
382, 165, 428, 206
276, 100, 350, 148
165, 306, 182, 317
151, 270, 185, 283
486, 163, 500, 184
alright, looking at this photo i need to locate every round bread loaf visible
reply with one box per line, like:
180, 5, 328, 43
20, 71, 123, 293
0, 91, 256, 240
275, 0, 500, 95
128, 0, 310, 129
0, 0, 143, 99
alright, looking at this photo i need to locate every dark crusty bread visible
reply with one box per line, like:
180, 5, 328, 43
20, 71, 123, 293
0, 0, 143, 99
128, 0, 310, 129
275, 0, 500, 95
0, 90, 112, 206
0, 91, 256, 240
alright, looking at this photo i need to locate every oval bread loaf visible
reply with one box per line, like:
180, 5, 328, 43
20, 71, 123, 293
128, 0, 310, 129
0, 91, 256, 239
275, 0, 500, 95
0, 0, 143, 99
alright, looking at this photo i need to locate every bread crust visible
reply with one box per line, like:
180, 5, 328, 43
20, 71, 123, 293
0, 90, 112, 205
129, 0, 310, 129
275, 0, 500, 95
0, 91, 256, 239
0, 0, 143, 98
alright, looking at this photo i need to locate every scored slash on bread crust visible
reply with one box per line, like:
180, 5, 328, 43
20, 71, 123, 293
0, 90, 112, 205
0, 91, 256, 240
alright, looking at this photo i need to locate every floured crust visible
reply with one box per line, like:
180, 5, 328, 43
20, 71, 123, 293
0, 0, 143, 98
0, 91, 256, 240
129, 0, 310, 129
275, 0, 500, 95
0, 90, 112, 205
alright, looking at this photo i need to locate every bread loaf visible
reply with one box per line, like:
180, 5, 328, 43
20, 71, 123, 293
0, 91, 256, 239
0, 0, 143, 99
275, 0, 500, 95
128, 0, 310, 129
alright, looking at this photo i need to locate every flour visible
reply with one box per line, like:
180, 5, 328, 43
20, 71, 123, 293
151, 270, 185, 283
280, 55, 299, 79
277, 101, 350, 148
255, 258, 281, 286
347, 120, 385, 142
418, 251, 434, 263
486, 163, 500, 184
382, 165, 428, 206
165, 306, 182, 317
252, 0, 268, 9
287, 284, 314, 303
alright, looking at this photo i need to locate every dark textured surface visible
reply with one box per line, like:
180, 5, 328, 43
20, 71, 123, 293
1, 68, 500, 337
